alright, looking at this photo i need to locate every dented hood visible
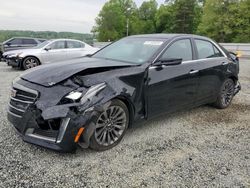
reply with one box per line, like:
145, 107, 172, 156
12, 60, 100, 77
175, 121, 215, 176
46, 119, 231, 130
21, 57, 134, 87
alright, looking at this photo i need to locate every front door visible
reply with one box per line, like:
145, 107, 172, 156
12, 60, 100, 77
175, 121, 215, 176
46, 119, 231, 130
41, 40, 67, 64
147, 38, 199, 117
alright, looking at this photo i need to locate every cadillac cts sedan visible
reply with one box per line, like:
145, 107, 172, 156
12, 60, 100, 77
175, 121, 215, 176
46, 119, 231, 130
2, 39, 99, 70
7, 34, 240, 152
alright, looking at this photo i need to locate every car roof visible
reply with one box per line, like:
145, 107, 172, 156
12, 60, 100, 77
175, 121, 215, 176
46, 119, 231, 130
48, 39, 85, 43
128, 33, 212, 41
8, 37, 45, 40
4, 37, 47, 43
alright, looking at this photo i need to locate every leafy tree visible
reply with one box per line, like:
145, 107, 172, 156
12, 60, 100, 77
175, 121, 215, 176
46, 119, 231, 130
93, 0, 137, 41
137, 0, 158, 34
93, 0, 249, 42
172, 0, 202, 33
156, 0, 202, 34
231, 0, 250, 42
197, 0, 249, 42
155, 4, 175, 33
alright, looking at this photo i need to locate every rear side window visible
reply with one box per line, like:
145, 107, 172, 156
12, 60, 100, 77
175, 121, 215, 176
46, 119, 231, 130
161, 39, 193, 61
67, 41, 84, 48
195, 39, 224, 59
22, 39, 37, 45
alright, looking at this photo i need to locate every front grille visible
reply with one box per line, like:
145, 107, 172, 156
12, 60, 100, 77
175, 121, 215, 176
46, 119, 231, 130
8, 83, 38, 118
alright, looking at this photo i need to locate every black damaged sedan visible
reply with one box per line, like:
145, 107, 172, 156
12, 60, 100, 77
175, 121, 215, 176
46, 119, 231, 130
7, 34, 241, 152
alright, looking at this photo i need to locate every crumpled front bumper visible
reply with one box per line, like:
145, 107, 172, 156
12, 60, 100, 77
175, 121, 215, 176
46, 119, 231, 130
8, 113, 71, 152
2, 56, 23, 67
7, 81, 98, 152
7, 107, 96, 152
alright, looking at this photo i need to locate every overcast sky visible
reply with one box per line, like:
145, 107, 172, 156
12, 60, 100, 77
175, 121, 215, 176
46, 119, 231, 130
0, 0, 165, 33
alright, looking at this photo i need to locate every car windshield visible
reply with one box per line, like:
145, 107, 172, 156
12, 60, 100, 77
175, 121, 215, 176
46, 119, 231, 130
33, 40, 51, 49
92, 38, 165, 64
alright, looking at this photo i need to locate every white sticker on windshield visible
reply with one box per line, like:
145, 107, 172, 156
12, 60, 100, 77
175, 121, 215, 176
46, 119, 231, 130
144, 41, 163, 46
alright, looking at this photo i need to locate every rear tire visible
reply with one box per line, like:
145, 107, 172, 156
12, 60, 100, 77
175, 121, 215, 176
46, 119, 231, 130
213, 78, 235, 109
22, 57, 39, 70
89, 99, 129, 151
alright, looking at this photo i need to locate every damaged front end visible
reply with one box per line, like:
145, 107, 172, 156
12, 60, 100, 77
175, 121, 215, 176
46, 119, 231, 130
7, 80, 111, 152
7, 62, 145, 152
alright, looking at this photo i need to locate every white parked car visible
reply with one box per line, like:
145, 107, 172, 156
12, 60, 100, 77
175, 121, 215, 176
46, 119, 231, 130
2, 39, 99, 70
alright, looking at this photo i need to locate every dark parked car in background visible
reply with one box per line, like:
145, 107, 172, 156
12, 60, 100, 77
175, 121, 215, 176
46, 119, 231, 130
0, 37, 46, 59
7, 34, 240, 152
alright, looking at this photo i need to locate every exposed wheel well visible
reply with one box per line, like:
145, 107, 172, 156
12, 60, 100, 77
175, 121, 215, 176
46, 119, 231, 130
228, 76, 238, 84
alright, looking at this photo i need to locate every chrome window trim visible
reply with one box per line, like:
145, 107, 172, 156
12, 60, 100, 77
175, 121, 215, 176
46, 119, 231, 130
149, 57, 226, 69
150, 36, 227, 69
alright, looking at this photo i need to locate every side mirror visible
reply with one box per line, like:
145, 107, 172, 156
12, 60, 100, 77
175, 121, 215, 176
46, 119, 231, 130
44, 47, 51, 51
85, 54, 92, 57
155, 58, 182, 66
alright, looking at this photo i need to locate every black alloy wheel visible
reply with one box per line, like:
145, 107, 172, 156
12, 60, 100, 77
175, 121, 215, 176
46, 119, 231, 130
89, 99, 129, 151
214, 79, 235, 109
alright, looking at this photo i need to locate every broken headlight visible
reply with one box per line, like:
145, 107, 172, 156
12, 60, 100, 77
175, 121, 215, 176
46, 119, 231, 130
65, 83, 106, 103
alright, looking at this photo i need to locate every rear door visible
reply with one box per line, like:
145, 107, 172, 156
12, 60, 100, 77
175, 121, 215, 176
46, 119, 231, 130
66, 40, 86, 59
147, 38, 200, 117
192, 38, 228, 105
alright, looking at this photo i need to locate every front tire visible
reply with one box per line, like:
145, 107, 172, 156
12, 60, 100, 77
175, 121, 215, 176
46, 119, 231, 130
22, 57, 39, 70
89, 99, 129, 151
214, 78, 235, 109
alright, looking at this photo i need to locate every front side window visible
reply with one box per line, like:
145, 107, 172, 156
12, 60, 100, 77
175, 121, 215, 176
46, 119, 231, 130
92, 38, 165, 64
49, 41, 65, 49
161, 39, 193, 61
8, 38, 22, 45
195, 39, 224, 59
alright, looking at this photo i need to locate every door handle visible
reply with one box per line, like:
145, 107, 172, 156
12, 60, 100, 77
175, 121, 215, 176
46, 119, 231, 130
189, 70, 199, 74
222, 62, 229, 66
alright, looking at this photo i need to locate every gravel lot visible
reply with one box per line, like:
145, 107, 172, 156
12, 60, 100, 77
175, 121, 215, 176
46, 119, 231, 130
0, 59, 249, 187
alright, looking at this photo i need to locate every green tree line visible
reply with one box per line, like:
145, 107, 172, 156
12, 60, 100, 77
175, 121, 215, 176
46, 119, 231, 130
92, 0, 250, 43
0, 30, 94, 44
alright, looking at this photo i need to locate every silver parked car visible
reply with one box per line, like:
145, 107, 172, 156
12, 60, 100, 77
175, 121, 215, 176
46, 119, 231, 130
2, 39, 99, 70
